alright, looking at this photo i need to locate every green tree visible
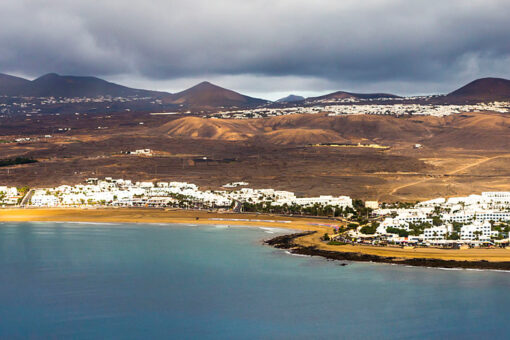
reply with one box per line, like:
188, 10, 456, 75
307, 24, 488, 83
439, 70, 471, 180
386, 227, 409, 237
452, 221, 463, 233
432, 216, 442, 226
18, 186, 30, 196
360, 222, 380, 235
447, 232, 460, 240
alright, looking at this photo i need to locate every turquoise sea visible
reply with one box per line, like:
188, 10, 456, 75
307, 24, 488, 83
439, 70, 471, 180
1, 222, 510, 339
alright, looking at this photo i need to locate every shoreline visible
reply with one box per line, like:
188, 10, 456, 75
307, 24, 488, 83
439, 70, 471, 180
4, 208, 510, 269
266, 231, 510, 271
0, 207, 333, 232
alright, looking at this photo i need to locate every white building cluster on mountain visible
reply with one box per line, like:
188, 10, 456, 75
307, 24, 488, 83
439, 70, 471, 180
0, 95, 159, 116
26, 178, 353, 210
370, 192, 510, 244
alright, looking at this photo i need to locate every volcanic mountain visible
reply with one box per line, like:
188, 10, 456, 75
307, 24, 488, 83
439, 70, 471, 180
163, 81, 269, 109
276, 94, 305, 103
445, 77, 510, 103
0, 72, 168, 98
308, 90, 401, 102
0, 73, 31, 96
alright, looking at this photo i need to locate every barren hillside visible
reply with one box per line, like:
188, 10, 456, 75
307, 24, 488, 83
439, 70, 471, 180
158, 112, 510, 150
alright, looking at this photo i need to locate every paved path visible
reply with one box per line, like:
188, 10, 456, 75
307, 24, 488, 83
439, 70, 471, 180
19, 189, 34, 207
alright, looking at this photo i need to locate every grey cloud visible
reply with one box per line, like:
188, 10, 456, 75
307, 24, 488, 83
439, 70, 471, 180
1, 0, 510, 96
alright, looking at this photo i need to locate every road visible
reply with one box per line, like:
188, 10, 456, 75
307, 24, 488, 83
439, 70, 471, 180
19, 189, 34, 207
390, 154, 510, 196
233, 200, 243, 213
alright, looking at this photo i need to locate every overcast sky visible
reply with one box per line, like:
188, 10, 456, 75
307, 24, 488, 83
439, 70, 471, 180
1, 0, 510, 100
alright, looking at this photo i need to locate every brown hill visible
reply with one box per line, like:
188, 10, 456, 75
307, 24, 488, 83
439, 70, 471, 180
159, 114, 430, 146
159, 115, 346, 144
430, 113, 510, 149
158, 116, 259, 141
262, 129, 346, 145
0, 73, 31, 96
158, 112, 510, 150
445, 77, 510, 103
308, 90, 400, 102
163, 81, 268, 109
261, 114, 433, 142
325, 115, 435, 141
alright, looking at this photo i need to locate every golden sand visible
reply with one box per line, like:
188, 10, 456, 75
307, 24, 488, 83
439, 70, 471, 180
0, 208, 330, 231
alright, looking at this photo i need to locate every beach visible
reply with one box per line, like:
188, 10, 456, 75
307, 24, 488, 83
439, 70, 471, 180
0, 208, 332, 231
3, 208, 510, 267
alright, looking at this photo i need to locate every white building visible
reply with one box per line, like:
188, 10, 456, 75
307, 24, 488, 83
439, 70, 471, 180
365, 201, 379, 209
423, 226, 450, 241
0, 186, 20, 205
460, 221, 493, 241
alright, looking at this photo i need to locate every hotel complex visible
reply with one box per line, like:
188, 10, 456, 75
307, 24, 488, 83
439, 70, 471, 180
3, 179, 510, 245
365, 192, 510, 245
1, 178, 352, 211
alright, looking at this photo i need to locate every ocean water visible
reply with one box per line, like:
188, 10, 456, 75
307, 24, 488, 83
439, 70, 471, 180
1, 222, 510, 339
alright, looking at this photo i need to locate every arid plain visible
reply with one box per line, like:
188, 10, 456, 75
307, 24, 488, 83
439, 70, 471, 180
3, 110, 510, 202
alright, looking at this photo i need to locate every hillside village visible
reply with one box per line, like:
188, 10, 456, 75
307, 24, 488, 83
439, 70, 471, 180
0, 95, 164, 116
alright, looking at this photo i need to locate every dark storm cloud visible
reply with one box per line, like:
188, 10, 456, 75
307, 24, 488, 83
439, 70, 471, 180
1, 0, 510, 96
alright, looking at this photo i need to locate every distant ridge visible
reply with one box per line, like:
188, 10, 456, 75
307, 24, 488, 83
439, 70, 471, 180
308, 90, 401, 102
0, 72, 168, 98
3, 72, 510, 106
445, 77, 510, 103
277, 94, 305, 103
0, 73, 31, 96
163, 81, 269, 109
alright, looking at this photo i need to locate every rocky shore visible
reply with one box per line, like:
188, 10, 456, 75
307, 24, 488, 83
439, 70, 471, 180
266, 231, 510, 270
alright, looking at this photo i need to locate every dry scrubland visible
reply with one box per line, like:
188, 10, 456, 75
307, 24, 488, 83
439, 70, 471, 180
2, 111, 510, 201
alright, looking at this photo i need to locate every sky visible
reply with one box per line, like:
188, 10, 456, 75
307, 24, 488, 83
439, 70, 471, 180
1, 0, 510, 100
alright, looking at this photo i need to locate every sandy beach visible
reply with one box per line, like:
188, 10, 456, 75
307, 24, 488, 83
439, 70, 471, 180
0, 208, 333, 232
3, 208, 510, 264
